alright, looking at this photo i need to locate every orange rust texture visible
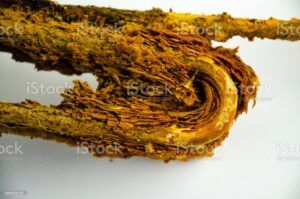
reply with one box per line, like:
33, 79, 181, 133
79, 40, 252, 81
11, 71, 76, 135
0, 0, 297, 161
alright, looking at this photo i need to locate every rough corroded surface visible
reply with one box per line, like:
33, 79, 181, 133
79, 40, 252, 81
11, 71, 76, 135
0, 0, 297, 161
1, 0, 300, 41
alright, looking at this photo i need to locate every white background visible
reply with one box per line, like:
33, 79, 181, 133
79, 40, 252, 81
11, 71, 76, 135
0, 0, 299, 199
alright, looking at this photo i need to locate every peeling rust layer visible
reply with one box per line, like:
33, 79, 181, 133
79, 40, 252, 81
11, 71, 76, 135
0, 0, 296, 161
1, 0, 300, 41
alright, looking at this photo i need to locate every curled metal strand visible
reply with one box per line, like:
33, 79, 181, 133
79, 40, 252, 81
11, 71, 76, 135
0, 0, 295, 161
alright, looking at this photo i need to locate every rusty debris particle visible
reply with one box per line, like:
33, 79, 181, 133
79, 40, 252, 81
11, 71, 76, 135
0, 0, 298, 161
